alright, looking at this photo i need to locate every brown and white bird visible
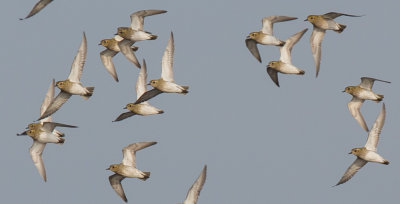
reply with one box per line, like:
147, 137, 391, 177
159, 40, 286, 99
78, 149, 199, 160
99, 35, 140, 81
246, 16, 298, 62
335, 103, 389, 186
107, 141, 157, 202
135, 32, 189, 104
305, 12, 362, 77
113, 59, 164, 122
343, 77, 390, 132
38, 32, 94, 120
17, 79, 77, 182
266, 28, 307, 87
116, 9, 167, 42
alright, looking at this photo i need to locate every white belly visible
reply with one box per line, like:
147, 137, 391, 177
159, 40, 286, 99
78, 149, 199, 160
356, 90, 378, 100
131, 31, 153, 41
259, 35, 281, 45
136, 104, 162, 115
67, 83, 88, 95
37, 132, 60, 144
119, 166, 145, 178
158, 81, 185, 93
278, 63, 303, 74
361, 151, 387, 164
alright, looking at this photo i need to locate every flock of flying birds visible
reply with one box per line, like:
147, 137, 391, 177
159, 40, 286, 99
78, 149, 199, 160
18, 2, 203, 203
16, 0, 392, 202
245, 13, 391, 186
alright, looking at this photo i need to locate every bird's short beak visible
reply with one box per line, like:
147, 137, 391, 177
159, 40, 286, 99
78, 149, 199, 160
98, 43, 102, 45
304, 19, 308, 21
147, 82, 151, 85
348, 151, 352, 154
123, 107, 127, 109
246, 35, 250, 39
106, 167, 110, 170
114, 33, 118, 35
25, 126, 29, 129
342, 90, 345, 92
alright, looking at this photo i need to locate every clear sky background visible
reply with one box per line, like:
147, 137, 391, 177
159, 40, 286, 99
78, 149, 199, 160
2, 0, 400, 203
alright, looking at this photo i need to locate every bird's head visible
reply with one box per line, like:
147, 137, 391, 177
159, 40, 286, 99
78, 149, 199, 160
117, 27, 131, 38
349, 148, 363, 156
305, 15, 318, 23
247, 32, 259, 40
56, 80, 67, 89
343, 86, 356, 94
99, 39, 111, 47
267, 61, 281, 69
27, 123, 39, 130
148, 80, 158, 87
107, 164, 119, 172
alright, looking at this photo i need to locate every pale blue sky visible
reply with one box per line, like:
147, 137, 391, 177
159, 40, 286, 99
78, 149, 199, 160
2, 0, 400, 203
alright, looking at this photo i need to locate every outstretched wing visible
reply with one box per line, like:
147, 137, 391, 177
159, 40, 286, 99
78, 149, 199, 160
184, 165, 207, 204
40, 79, 55, 122
245, 38, 261, 63
136, 59, 148, 99
266, 67, 279, 87
68, 32, 87, 83
134, 88, 163, 104
100, 49, 119, 82
130, 10, 167, 31
365, 103, 386, 151
20, 0, 53, 20
38, 91, 72, 120
323, 12, 362, 19
161, 32, 175, 81
118, 39, 140, 68
335, 158, 367, 186
310, 27, 325, 77
109, 174, 127, 202
42, 122, 77, 132
280, 28, 308, 64
347, 97, 368, 132
113, 112, 136, 122
261, 16, 297, 35
29, 141, 47, 182
359, 77, 390, 90
121, 141, 157, 167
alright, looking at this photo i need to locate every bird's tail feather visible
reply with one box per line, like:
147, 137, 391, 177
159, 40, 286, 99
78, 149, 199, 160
180, 86, 189, 95
376, 94, 384, 102
81, 87, 95, 100
139, 172, 150, 181
336, 24, 347, 33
